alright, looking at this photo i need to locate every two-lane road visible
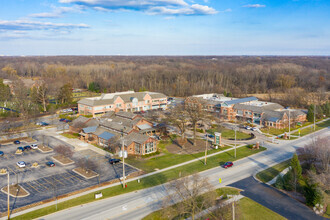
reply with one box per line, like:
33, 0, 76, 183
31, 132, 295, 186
29, 127, 329, 220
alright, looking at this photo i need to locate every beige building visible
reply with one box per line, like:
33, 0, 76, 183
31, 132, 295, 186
78, 91, 167, 116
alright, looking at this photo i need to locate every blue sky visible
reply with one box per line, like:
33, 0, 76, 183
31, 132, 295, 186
0, 0, 329, 55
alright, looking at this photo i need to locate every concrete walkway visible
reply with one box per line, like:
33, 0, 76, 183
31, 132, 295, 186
267, 167, 290, 185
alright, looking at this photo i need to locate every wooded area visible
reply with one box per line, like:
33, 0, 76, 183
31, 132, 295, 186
0, 56, 329, 109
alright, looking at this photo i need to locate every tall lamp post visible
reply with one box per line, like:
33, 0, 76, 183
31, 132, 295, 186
121, 130, 126, 189
234, 127, 237, 158
7, 172, 10, 220
204, 133, 208, 165
314, 104, 316, 131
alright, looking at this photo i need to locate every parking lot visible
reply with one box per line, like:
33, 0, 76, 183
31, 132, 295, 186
0, 136, 138, 213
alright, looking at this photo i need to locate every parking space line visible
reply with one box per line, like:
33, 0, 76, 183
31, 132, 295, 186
53, 176, 66, 185
60, 175, 75, 184
36, 179, 50, 190
25, 182, 40, 193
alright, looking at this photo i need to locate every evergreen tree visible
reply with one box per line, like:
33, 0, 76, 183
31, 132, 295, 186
290, 153, 302, 193
307, 105, 314, 122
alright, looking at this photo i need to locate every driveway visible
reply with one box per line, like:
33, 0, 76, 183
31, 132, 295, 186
229, 176, 326, 220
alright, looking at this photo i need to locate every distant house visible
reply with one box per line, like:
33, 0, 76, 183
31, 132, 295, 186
69, 116, 99, 133
78, 90, 167, 116
78, 111, 160, 155
185, 93, 306, 128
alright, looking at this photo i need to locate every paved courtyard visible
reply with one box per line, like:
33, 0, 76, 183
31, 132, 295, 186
0, 135, 138, 213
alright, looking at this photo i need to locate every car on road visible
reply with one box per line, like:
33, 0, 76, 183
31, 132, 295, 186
24, 145, 32, 150
46, 161, 55, 167
31, 144, 38, 149
36, 121, 49, 126
109, 158, 121, 164
208, 134, 215, 138
223, 161, 233, 168
64, 119, 72, 123
14, 140, 20, 144
17, 146, 25, 151
251, 127, 258, 131
59, 118, 66, 122
0, 151, 4, 156
244, 126, 252, 130
17, 161, 26, 168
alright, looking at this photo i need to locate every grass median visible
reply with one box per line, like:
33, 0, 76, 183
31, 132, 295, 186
11, 145, 266, 220
256, 160, 290, 183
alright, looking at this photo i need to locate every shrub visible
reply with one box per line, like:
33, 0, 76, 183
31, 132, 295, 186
304, 181, 324, 207
142, 150, 160, 158
275, 175, 284, 189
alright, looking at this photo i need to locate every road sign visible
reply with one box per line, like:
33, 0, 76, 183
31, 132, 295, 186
214, 132, 221, 145
219, 178, 222, 183
119, 150, 127, 158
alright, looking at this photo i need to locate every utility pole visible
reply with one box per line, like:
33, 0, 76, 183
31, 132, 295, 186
204, 133, 207, 165
232, 200, 235, 220
7, 172, 10, 220
314, 104, 316, 131
234, 127, 237, 158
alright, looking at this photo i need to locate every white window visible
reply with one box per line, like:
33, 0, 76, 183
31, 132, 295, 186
145, 142, 154, 154
116, 103, 122, 108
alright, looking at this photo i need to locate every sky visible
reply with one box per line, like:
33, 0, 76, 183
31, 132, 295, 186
0, 0, 329, 56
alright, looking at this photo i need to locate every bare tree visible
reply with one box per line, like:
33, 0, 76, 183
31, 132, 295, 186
162, 174, 217, 220
185, 97, 206, 146
168, 105, 188, 141
31, 81, 48, 112
77, 158, 98, 171
54, 145, 74, 158
297, 137, 330, 173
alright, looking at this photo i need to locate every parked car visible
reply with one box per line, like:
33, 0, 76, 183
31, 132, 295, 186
17, 161, 26, 168
109, 158, 121, 164
244, 126, 252, 130
223, 161, 233, 168
208, 134, 215, 138
46, 161, 55, 167
59, 118, 66, 122
64, 119, 72, 123
0, 151, 4, 156
14, 140, 20, 144
251, 127, 258, 131
17, 146, 25, 151
24, 145, 32, 150
31, 144, 38, 149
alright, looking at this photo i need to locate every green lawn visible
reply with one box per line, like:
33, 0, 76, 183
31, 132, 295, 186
256, 160, 290, 183
142, 190, 285, 220
125, 145, 231, 173
239, 197, 286, 220
60, 132, 80, 139
291, 119, 330, 137
12, 146, 265, 220
207, 127, 252, 140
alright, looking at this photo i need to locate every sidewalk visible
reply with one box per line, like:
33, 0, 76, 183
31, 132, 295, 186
2, 143, 245, 219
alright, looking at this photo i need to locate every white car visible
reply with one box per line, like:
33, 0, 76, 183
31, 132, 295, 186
31, 144, 38, 149
17, 161, 26, 168
251, 127, 258, 131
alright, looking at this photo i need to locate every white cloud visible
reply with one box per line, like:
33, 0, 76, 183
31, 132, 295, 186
0, 20, 89, 31
243, 4, 266, 8
59, 0, 217, 15
29, 6, 83, 18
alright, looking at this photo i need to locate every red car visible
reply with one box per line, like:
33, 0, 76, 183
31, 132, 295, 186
223, 162, 233, 168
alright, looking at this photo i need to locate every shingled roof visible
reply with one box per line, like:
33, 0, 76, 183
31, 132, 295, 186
123, 132, 154, 146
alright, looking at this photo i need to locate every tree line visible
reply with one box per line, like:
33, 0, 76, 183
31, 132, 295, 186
0, 56, 329, 109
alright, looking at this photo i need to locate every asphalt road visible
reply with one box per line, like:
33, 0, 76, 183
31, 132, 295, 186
229, 176, 326, 220
36, 126, 329, 220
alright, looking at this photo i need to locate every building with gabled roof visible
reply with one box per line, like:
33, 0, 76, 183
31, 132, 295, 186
78, 91, 167, 116
78, 111, 160, 155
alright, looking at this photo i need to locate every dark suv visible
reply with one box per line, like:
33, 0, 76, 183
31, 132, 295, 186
109, 158, 121, 164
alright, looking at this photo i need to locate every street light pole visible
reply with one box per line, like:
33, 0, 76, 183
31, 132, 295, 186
314, 104, 316, 131
121, 130, 126, 189
288, 110, 291, 140
204, 134, 207, 165
7, 172, 10, 220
